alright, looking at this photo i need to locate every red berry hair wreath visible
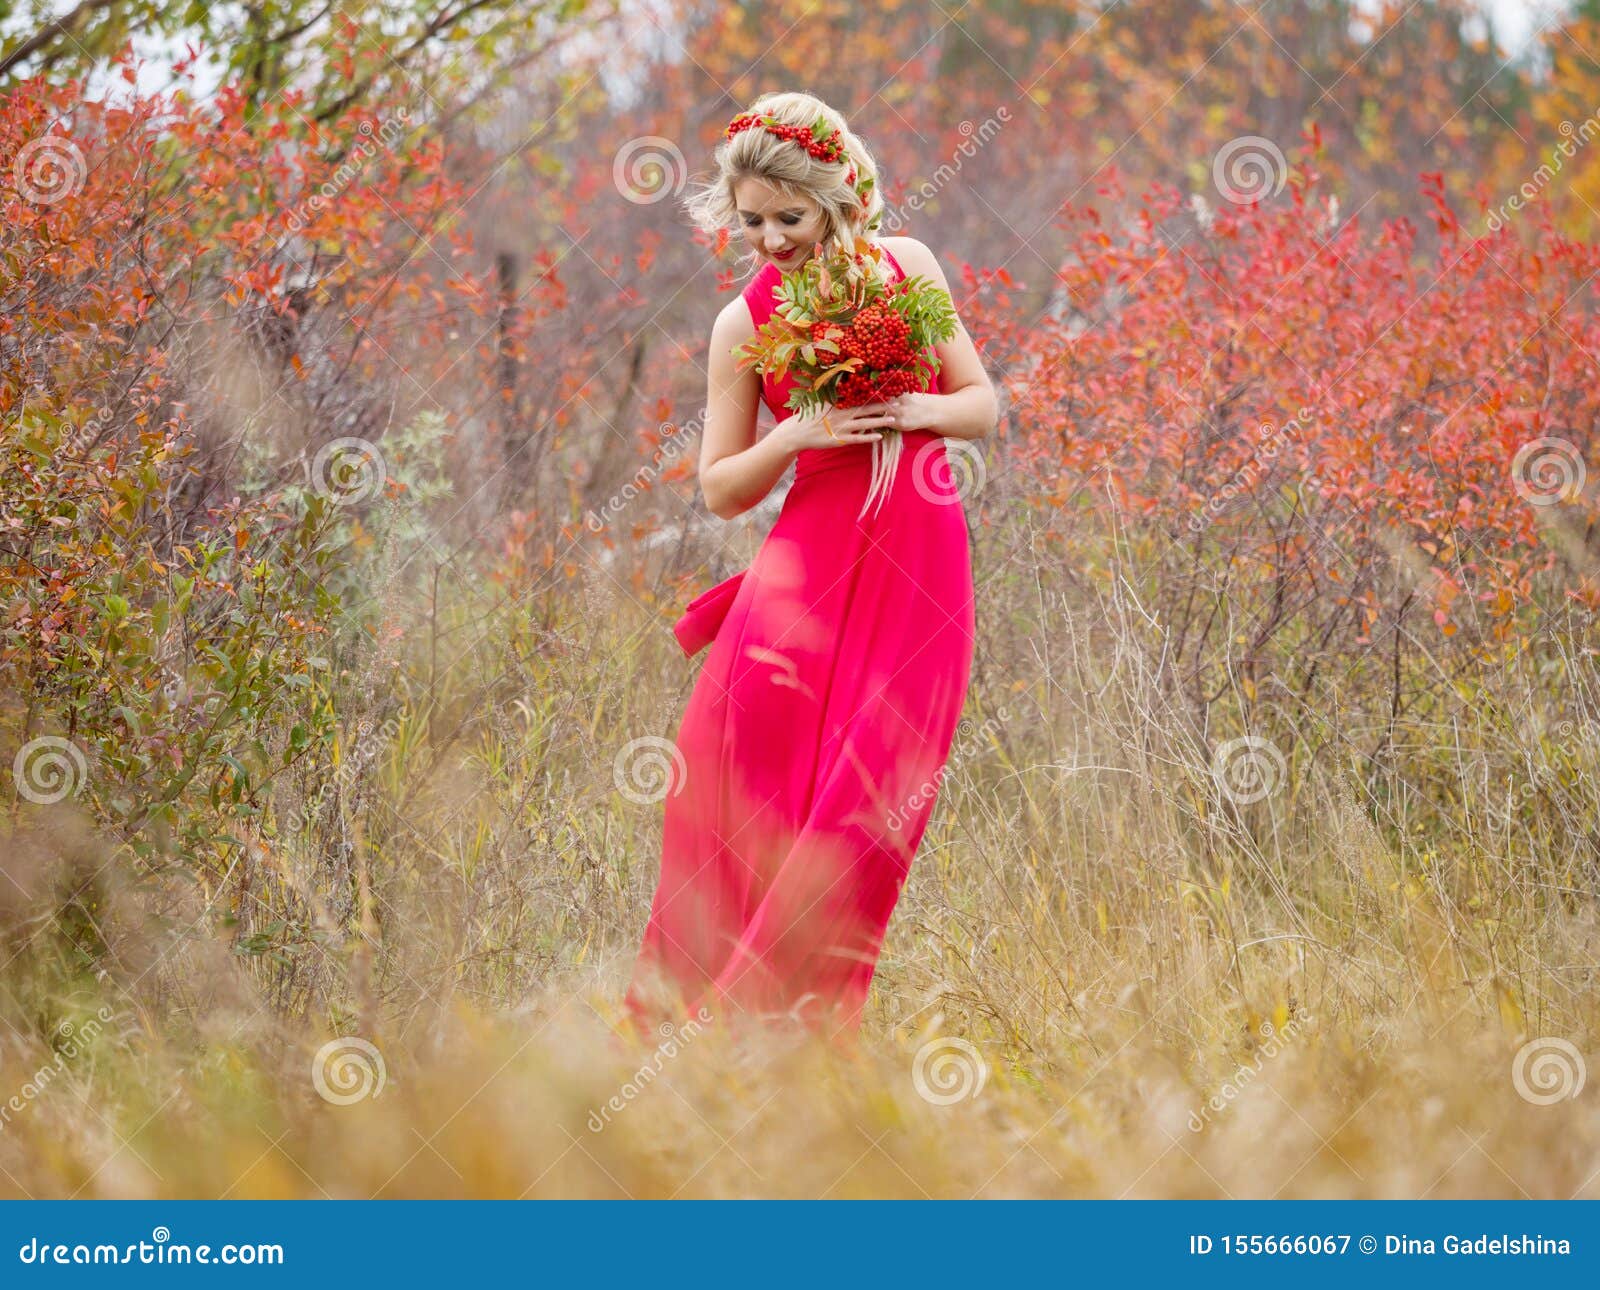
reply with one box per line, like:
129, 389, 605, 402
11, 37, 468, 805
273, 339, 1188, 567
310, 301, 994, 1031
724, 111, 875, 209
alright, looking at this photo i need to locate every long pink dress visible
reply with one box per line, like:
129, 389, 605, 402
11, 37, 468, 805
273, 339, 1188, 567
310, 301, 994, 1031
624, 243, 976, 1035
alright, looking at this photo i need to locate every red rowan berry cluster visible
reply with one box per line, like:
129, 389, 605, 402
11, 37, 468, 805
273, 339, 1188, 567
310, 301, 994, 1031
835, 365, 920, 407
808, 294, 920, 406
838, 300, 914, 366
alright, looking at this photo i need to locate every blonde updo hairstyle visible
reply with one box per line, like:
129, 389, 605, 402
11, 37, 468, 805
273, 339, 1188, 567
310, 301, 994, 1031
685, 91, 886, 281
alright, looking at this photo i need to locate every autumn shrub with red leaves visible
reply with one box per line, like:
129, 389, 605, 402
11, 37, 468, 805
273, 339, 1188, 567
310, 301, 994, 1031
963, 131, 1599, 756
0, 55, 494, 896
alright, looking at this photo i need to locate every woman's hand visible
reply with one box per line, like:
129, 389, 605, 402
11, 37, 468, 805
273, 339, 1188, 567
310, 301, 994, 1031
777, 401, 896, 453
885, 391, 940, 432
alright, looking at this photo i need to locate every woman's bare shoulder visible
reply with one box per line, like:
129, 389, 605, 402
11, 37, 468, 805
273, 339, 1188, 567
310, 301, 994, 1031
708, 294, 760, 382
714, 292, 756, 339
881, 234, 934, 266
880, 235, 951, 289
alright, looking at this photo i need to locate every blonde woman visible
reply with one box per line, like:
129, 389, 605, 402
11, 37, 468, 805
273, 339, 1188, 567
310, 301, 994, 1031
625, 91, 996, 1037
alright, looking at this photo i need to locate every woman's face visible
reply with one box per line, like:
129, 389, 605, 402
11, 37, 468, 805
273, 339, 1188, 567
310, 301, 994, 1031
733, 176, 834, 270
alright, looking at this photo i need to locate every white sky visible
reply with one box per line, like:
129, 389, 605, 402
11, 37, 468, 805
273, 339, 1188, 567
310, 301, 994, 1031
1455, 0, 1565, 50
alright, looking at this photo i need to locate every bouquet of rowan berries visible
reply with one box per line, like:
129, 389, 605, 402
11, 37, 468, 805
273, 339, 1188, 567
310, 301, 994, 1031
733, 236, 957, 516
734, 235, 955, 417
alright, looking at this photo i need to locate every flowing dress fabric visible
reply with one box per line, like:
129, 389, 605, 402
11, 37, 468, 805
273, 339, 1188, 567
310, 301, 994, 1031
625, 245, 976, 1034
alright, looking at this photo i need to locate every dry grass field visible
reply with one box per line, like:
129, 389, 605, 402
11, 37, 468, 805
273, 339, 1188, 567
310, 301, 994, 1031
3, 506, 1595, 1199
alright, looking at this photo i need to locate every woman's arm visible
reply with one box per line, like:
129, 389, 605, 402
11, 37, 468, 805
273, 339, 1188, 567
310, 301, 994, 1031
697, 300, 800, 520
883, 236, 999, 442
696, 303, 888, 518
